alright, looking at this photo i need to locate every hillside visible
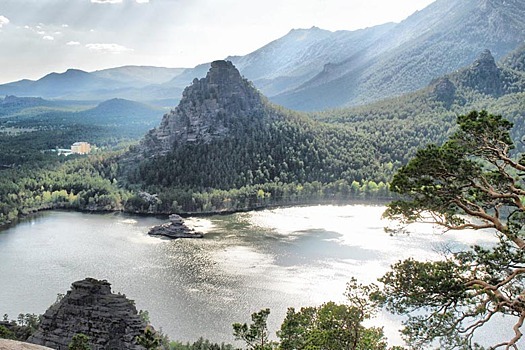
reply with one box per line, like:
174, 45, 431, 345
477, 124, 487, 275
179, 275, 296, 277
121, 61, 393, 212
273, 0, 525, 110
312, 48, 525, 157
91, 65, 185, 87
122, 50, 525, 215
0, 97, 163, 165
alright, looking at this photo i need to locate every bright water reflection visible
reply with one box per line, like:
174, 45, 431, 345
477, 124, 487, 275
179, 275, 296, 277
0, 205, 512, 346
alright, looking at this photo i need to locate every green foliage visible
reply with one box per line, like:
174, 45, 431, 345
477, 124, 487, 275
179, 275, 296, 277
312, 51, 525, 164
233, 308, 274, 350
278, 279, 386, 350
68, 333, 92, 350
380, 111, 525, 348
139, 310, 151, 324
129, 108, 395, 191
170, 337, 234, 350
0, 325, 16, 340
278, 303, 387, 350
0, 152, 132, 227
136, 326, 162, 350
15, 313, 40, 333
125, 102, 396, 213
0, 313, 40, 341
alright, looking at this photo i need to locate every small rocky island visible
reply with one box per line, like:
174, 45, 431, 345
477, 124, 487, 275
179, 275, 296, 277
148, 214, 203, 239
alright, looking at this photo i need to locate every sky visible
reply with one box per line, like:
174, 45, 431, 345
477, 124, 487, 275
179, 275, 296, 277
0, 0, 436, 84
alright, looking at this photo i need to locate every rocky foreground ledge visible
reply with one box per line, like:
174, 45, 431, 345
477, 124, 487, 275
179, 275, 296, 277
0, 340, 53, 350
148, 214, 203, 239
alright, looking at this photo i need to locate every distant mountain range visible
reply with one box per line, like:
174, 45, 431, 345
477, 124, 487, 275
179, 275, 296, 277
1, 0, 524, 111
0, 95, 164, 144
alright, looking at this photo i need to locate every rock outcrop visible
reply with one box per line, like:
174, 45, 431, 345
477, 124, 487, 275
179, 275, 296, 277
430, 77, 456, 106
139, 60, 268, 156
148, 214, 203, 239
459, 49, 503, 96
28, 278, 147, 350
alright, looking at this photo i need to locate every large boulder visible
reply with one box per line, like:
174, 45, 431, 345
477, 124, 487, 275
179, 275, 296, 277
28, 278, 147, 350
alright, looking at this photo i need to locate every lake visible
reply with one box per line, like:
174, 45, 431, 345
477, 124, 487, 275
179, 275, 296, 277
0, 204, 514, 346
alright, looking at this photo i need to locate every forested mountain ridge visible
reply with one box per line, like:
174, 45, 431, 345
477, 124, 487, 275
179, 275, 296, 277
120, 61, 393, 212
312, 48, 525, 163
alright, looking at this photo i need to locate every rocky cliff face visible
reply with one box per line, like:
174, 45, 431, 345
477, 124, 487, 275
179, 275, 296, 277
459, 49, 503, 96
28, 278, 147, 350
140, 60, 267, 156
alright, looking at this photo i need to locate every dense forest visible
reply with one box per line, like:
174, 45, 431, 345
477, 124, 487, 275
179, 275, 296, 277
124, 105, 393, 214
1, 47, 525, 226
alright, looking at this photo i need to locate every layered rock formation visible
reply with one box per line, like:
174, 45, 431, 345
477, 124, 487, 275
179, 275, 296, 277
458, 49, 503, 96
140, 60, 269, 156
28, 278, 147, 350
148, 214, 203, 239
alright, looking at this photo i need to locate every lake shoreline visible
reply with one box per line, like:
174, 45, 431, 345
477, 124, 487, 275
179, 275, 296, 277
0, 197, 392, 232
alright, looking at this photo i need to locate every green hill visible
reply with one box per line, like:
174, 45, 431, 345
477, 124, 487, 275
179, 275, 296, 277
312, 49, 525, 162
120, 61, 393, 213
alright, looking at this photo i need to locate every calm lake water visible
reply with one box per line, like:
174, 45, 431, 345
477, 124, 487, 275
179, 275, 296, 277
0, 204, 515, 346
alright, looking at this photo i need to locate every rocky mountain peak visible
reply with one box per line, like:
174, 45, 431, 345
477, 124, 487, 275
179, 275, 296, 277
141, 60, 267, 156
473, 49, 498, 69
459, 49, 503, 96
28, 278, 147, 350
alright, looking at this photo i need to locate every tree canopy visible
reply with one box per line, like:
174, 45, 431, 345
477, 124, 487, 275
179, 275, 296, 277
381, 111, 525, 349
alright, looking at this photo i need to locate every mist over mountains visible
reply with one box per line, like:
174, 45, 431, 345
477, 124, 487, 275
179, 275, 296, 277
1, 0, 525, 112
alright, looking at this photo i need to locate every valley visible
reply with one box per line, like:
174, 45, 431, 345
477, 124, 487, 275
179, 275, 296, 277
1, 0, 525, 348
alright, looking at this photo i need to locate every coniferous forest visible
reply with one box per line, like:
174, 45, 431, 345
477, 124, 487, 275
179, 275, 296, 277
2, 45, 525, 226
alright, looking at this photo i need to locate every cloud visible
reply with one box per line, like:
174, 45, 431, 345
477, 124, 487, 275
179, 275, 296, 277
43, 35, 54, 41
90, 0, 149, 4
85, 43, 133, 53
66, 41, 81, 46
91, 0, 123, 3
0, 15, 10, 28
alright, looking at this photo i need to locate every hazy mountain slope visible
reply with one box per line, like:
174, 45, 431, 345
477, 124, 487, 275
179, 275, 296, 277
0, 67, 187, 104
80, 98, 163, 120
0, 95, 59, 116
274, 0, 525, 111
2, 0, 524, 112
501, 44, 525, 72
0, 69, 124, 99
228, 24, 395, 97
91, 66, 185, 87
312, 48, 525, 160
